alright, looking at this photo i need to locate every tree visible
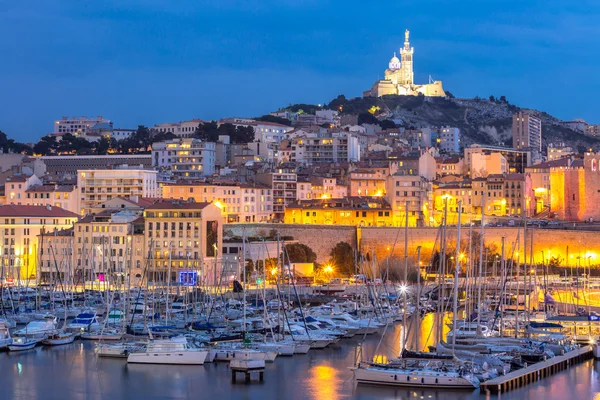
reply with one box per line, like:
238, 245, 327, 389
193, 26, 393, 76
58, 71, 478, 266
378, 119, 396, 130
445, 91, 455, 99
285, 243, 317, 264
33, 135, 58, 155
329, 242, 355, 277
94, 136, 112, 155
358, 112, 379, 125
327, 94, 348, 112
489, 95, 496, 102
499, 95, 508, 104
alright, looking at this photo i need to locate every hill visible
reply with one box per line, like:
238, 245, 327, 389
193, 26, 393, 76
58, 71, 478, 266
319, 94, 600, 153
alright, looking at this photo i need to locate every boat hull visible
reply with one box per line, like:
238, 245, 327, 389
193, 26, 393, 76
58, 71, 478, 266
355, 368, 479, 389
127, 350, 208, 365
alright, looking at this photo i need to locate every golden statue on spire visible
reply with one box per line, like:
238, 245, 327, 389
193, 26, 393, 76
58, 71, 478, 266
405, 29, 410, 43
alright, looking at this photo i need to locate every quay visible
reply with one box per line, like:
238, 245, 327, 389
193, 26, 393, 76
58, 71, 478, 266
480, 345, 594, 394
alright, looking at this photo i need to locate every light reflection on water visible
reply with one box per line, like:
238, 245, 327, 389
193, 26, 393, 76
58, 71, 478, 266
0, 318, 597, 400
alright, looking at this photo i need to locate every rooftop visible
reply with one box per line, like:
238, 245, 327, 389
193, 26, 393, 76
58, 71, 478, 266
0, 205, 78, 218
145, 200, 212, 211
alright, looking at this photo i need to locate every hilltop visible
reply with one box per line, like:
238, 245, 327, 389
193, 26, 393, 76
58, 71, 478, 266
290, 94, 600, 153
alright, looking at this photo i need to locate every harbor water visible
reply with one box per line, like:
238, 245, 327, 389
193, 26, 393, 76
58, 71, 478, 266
1, 317, 598, 400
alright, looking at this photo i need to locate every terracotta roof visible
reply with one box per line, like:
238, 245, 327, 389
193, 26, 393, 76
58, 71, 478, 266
26, 185, 75, 193
5, 176, 27, 182
0, 205, 78, 218
528, 158, 572, 169
145, 200, 212, 210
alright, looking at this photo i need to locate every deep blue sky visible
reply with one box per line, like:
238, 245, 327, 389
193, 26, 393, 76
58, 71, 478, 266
1, 1, 598, 141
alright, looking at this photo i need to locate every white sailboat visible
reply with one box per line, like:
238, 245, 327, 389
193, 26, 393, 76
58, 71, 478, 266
127, 336, 208, 365
0, 321, 12, 349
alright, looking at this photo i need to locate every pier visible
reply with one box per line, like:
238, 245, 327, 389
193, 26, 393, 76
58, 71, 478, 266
480, 345, 594, 394
230, 360, 265, 383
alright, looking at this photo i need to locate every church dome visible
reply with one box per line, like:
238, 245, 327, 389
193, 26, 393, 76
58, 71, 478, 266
389, 52, 401, 70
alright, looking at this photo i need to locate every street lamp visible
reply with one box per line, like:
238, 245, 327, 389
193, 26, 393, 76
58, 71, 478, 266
324, 264, 334, 293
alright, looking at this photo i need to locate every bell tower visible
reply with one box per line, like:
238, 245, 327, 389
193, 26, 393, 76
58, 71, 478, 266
399, 29, 414, 85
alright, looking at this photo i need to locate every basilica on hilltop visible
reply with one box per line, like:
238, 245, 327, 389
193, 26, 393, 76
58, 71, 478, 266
363, 30, 446, 98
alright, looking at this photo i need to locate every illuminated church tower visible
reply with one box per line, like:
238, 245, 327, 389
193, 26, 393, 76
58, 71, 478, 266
399, 29, 414, 85
364, 29, 445, 98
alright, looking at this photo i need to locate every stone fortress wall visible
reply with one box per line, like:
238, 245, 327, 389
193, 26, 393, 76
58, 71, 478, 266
226, 223, 600, 267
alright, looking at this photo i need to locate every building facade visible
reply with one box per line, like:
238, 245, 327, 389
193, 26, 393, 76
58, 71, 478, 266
54, 116, 111, 136
143, 201, 223, 285
0, 205, 79, 281
284, 197, 393, 226
78, 169, 159, 215
512, 112, 542, 155
162, 182, 272, 223
152, 138, 216, 178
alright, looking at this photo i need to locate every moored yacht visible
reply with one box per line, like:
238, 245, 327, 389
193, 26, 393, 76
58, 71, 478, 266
354, 362, 480, 389
0, 321, 12, 349
127, 336, 208, 365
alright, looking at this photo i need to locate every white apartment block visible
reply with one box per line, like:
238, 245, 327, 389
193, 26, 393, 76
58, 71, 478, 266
111, 129, 136, 140
152, 138, 216, 179
77, 169, 159, 215
439, 127, 460, 154
512, 112, 542, 154
54, 116, 112, 135
290, 132, 360, 164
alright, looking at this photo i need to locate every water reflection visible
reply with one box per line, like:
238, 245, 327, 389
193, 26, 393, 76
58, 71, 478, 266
0, 320, 597, 400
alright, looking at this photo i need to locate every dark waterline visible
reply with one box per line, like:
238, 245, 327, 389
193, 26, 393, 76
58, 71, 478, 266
1, 324, 598, 400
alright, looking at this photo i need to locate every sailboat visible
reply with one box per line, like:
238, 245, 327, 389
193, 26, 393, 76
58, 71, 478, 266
127, 335, 209, 365
8, 336, 38, 351
0, 321, 12, 349
354, 201, 480, 390
42, 330, 75, 346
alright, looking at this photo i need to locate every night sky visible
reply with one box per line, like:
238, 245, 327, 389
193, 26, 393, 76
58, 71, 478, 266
1, 1, 598, 141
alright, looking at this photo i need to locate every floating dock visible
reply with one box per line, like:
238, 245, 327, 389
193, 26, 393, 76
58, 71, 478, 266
480, 345, 593, 394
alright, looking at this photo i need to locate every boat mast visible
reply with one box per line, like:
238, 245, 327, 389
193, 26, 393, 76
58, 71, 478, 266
242, 229, 247, 339
438, 199, 448, 343
415, 246, 421, 352
401, 201, 409, 353
476, 192, 485, 331
451, 201, 462, 354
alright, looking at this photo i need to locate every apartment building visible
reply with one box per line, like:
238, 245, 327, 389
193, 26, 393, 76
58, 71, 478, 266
512, 112, 542, 155
162, 182, 272, 223
290, 132, 360, 164
78, 169, 159, 215
255, 166, 297, 222
152, 138, 216, 178
284, 197, 393, 226
143, 200, 223, 285
0, 205, 79, 281
54, 116, 111, 135
40, 155, 152, 176
385, 174, 432, 226
296, 177, 347, 200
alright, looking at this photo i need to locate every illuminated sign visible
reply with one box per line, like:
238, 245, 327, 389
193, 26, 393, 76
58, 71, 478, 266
179, 271, 197, 286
